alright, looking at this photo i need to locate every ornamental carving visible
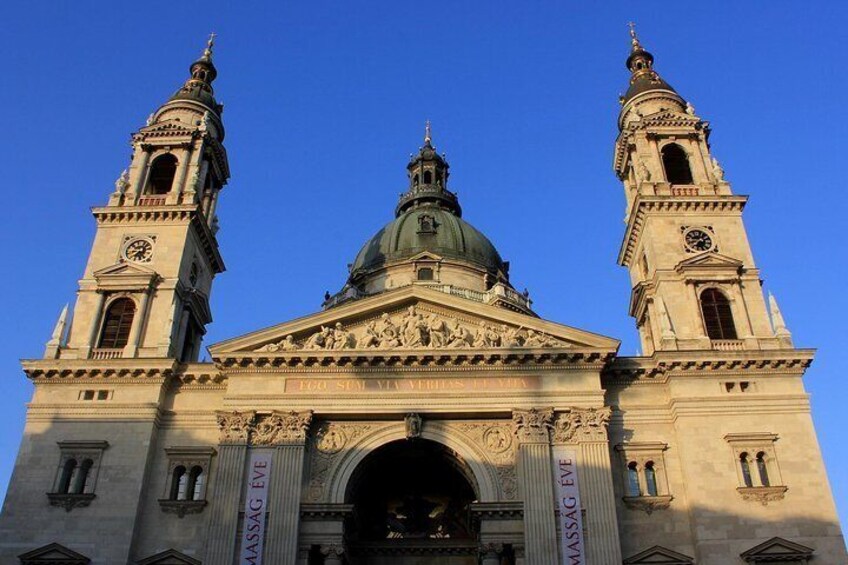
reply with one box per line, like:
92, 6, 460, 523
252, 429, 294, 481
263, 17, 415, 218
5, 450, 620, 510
552, 407, 611, 443
307, 423, 375, 502
454, 422, 517, 501
216, 410, 256, 444
254, 305, 566, 352
737, 486, 788, 506
252, 410, 314, 445
512, 408, 554, 442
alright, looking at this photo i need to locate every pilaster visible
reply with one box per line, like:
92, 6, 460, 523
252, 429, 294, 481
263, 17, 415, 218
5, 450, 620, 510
260, 410, 314, 565
512, 408, 558, 565
552, 407, 622, 564
205, 411, 255, 565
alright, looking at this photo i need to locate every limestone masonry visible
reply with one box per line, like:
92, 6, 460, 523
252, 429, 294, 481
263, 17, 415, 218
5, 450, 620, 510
1, 29, 845, 565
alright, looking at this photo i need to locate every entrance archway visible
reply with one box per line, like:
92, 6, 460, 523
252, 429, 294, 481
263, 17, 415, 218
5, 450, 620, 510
344, 438, 480, 564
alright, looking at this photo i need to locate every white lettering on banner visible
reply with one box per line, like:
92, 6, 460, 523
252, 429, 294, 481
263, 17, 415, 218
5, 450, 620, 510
240, 451, 273, 565
551, 447, 585, 565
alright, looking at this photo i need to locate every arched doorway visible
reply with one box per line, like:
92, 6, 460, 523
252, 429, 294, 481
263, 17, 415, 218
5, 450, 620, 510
344, 439, 480, 564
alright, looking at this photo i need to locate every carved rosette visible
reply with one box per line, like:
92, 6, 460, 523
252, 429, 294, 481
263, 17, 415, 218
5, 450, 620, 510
511, 408, 554, 443
307, 423, 375, 502
552, 407, 611, 444
216, 410, 256, 444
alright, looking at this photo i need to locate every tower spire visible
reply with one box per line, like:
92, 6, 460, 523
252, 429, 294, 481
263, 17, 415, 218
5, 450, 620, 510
620, 23, 678, 107
203, 32, 216, 61
424, 120, 432, 146
167, 35, 222, 115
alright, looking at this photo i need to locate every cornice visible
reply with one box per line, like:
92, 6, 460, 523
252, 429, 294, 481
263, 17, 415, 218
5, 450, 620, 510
214, 348, 615, 372
603, 349, 815, 385
618, 195, 748, 267
21, 359, 226, 385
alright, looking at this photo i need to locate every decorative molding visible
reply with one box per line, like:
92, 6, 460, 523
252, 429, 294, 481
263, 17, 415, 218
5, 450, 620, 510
252, 410, 314, 445
740, 536, 814, 562
215, 410, 255, 444
737, 486, 787, 506
469, 501, 523, 520
552, 407, 611, 443
158, 499, 207, 518
307, 423, 375, 502
300, 503, 354, 521
47, 492, 96, 511
623, 495, 673, 514
18, 542, 91, 565
511, 408, 553, 442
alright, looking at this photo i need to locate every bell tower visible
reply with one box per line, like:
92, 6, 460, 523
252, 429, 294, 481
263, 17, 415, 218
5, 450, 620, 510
613, 25, 792, 355
47, 35, 230, 362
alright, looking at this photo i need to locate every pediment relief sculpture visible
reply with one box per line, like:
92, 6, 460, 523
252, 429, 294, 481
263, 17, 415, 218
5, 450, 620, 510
255, 306, 566, 353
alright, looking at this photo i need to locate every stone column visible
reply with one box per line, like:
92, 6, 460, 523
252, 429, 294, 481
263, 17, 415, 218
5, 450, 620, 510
81, 291, 106, 358
205, 411, 256, 565
123, 289, 151, 358
552, 408, 622, 565
321, 545, 344, 565
260, 411, 314, 565
479, 543, 503, 565
127, 146, 151, 205
513, 408, 558, 565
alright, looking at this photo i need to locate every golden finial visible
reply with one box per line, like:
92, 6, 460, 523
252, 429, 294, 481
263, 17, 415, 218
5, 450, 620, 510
627, 22, 642, 50
424, 120, 432, 145
203, 32, 216, 59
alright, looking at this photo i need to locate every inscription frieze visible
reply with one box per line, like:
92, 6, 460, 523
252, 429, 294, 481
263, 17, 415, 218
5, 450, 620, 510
286, 376, 539, 394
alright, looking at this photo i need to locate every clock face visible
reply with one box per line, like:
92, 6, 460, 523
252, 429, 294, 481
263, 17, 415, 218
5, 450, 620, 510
684, 229, 714, 252
124, 239, 153, 263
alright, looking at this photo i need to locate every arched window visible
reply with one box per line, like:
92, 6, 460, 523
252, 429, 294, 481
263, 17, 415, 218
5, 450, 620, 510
188, 466, 204, 501
70, 458, 93, 494
147, 154, 178, 195
700, 288, 737, 340
417, 267, 434, 281
57, 458, 77, 494
171, 466, 187, 500
412, 174, 419, 187
98, 298, 136, 349
661, 144, 693, 185
627, 462, 641, 496
423, 170, 433, 184
740, 453, 753, 488
435, 170, 443, 186
644, 461, 659, 496
756, 452, 770, 486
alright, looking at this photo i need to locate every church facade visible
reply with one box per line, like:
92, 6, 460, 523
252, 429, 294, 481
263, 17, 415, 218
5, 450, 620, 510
0, 30, 845, 565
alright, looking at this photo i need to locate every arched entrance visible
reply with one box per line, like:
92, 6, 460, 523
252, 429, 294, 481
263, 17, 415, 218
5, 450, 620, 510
344, 438, 480, 564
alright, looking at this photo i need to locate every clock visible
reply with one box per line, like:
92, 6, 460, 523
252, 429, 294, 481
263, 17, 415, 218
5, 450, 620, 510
683, 228, 715, 252
124, 238, 153, 263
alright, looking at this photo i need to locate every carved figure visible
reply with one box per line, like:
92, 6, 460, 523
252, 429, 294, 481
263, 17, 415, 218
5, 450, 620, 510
446, 320, 471, 348
501, 325, 522, 347
401, 306, 426, 347
485, 324, 502, 347
685, 102, 696, 115
304, 326, 329, 350
523, 329, 545, 347
405, 413, 422, 439
712, 157, 725, 181
114, 169, 130, 193
426, 314, 447, 347
378, 314, 401, 348
473, 321, 488, 348
146, 113, 155, 126
357, 321, 380, 348
332, 322, 354, 349
638, 161, 651, 182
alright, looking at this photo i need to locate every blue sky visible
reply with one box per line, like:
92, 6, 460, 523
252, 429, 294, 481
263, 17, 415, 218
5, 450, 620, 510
1, 2, 846, 530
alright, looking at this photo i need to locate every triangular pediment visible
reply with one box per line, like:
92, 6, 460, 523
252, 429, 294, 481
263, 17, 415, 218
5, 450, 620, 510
624, 545, 694, 564
408, 251, 443, 262
676, 252, 743, 271
740, 537, 814, 561
19, 542, 90, 564
136, 549, 201, 565
139, 119, 196, 136
94, 261, 158, 291
210, 285, 619, 356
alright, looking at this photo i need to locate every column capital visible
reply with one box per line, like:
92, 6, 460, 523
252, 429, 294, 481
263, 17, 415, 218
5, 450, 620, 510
552, 407, 611, 444
252, 410, 314, 446
512, 407, 553, 443
215, 410, 256, 445
479, 542, 504, 562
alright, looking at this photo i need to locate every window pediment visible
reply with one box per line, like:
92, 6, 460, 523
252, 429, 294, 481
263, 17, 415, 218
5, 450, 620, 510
93, 262, 158, 291
740, 536, 814, 562
623, 545, 694, 564
136, 549, 201, 565
18, 542, 90, 564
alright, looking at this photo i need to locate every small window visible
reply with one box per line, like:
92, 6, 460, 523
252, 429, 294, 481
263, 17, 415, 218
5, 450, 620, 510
627, 462, 641, 496
423, 170, 433, 184
740, 453, 753, 488
412, 174, 419, 187
82, 390, 95, 400
700, 288, 737, 340
159, 446, 216, 515
644, 462, 658, 496
98, 298, 136, 349
146, 154, 178, 195
661, 143, 693, 185
49, 441, 108, 510
418, 267, 434, 281
756, 452, 770, 487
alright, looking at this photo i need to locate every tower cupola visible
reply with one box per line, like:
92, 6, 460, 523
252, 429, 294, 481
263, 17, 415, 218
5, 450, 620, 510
396, 122, 460, 217
619, 24, 685, 122
168, 33, 223, 116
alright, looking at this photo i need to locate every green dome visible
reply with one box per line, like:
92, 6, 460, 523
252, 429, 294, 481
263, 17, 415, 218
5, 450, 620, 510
350, 204, 506, 278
